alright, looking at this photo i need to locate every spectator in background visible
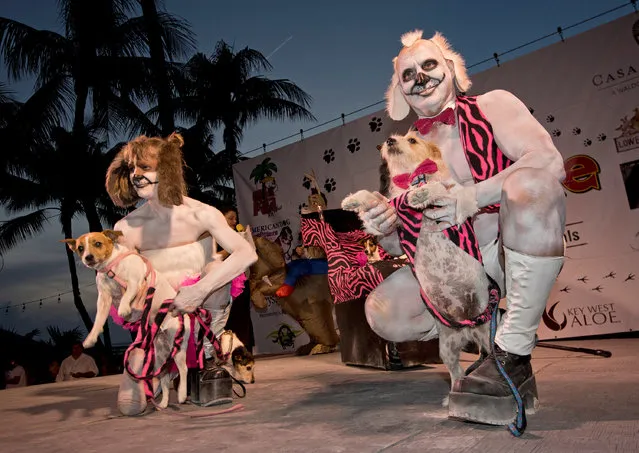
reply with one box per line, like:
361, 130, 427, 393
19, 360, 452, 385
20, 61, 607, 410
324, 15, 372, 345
56, 342, 99, 382
5, 356, 27, 389
219, 205, 255, 352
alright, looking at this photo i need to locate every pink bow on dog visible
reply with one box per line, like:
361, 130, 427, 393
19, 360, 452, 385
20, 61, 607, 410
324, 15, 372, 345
413, 107, 456, 135
392, 159, 439, 189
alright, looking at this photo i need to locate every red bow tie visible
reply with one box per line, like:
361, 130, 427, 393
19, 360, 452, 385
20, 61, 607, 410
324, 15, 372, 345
392, 159, 439, 189
413, 107, 456, 135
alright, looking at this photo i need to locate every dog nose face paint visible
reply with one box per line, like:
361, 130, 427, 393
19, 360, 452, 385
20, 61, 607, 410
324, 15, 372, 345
395, 40, 455, 117
130, 156, 159, 200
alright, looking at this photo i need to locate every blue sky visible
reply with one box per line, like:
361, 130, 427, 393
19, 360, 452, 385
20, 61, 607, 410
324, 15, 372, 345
0, 0, 631, 344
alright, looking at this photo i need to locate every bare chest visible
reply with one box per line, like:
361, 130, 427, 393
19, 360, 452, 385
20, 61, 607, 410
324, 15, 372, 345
420, 125, 475, 186
121, 209, 206, 251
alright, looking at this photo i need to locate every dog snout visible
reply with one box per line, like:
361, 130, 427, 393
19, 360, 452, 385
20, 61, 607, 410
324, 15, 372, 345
416, 72, 429, 85
84, 254, 95, 263
386, 137, 397, 147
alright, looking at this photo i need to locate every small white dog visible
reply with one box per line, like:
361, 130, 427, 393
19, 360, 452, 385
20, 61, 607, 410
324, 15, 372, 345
342, 131, 494, 405
63, 230, 190, 408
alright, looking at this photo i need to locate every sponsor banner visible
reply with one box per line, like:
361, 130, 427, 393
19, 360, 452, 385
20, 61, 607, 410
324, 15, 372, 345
235, 13, 639, 347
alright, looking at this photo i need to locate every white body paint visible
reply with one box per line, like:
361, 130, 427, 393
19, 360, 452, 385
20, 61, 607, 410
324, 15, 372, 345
355, 30, 566, 363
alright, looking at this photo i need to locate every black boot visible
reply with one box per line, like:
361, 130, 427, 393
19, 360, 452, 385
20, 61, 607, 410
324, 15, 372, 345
448, 344, 539, 425
464, 349, 489, 376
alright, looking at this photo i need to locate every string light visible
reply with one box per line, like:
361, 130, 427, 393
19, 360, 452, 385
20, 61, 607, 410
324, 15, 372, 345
2, 282, 96, 313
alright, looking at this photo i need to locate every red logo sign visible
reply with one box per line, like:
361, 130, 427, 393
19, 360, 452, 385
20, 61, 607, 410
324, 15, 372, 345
562, 155, 601, 194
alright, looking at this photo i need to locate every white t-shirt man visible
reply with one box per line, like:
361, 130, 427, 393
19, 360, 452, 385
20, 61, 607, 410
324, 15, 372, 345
5, 364, 27, 388
56, 352, 99, 382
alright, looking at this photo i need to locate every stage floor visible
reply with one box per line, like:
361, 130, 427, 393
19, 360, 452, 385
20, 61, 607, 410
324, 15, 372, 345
1, 338, 638, 452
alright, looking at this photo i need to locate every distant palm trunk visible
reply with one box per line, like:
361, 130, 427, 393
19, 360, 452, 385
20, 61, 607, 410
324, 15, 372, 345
61, 215, 112, 354
140, 0, 175, 136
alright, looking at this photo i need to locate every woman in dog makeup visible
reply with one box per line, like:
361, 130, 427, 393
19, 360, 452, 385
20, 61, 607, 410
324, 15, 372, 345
106, 133, 257, 415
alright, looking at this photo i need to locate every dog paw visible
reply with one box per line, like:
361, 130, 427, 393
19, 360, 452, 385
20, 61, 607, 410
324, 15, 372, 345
341, 190, 377, 212
117, 305, 132, 319
442, 395, 450, 408
406, 185, 433, 208
82, 337, 97, 349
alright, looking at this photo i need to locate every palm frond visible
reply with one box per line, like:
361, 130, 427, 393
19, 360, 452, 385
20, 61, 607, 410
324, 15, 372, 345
0, 173, 57, 211
0, 208, 56, 253
0, 17, 70, 82
14, 74, 74, 146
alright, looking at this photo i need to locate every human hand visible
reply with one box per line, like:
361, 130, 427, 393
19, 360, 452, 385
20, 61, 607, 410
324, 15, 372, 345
408, 182, 478, 232
171, 283, 206, 313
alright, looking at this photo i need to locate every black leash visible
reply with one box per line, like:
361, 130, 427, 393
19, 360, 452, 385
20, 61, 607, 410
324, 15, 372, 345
535, 341, 612, 358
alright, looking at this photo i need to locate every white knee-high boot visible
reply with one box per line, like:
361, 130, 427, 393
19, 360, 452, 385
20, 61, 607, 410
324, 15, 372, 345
495, 247, 564, 356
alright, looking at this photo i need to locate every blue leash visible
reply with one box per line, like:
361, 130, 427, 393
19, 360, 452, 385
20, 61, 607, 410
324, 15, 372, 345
489, 303, 527, 437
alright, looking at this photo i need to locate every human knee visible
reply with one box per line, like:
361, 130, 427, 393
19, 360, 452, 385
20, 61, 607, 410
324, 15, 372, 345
502, 168, 564, 208
364, 298, 406, 342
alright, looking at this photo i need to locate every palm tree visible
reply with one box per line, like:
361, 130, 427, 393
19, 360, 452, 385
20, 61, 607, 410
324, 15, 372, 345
139, 0, 195, 135
0, 1, 192, 351
174, 40, 316, 181
0, 125, 125, 352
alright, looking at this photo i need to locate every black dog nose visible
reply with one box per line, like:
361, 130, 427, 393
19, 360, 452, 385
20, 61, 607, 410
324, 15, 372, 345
386, 137, 396, 146
85, 254, 94, 262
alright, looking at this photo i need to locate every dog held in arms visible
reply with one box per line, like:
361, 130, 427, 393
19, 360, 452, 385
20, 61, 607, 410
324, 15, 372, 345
342, 131, 494, 405
64, 230, 255, 409
63, 229, 190, 408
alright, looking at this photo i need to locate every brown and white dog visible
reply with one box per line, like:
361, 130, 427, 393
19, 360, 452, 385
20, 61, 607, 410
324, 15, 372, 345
218, 330, 256, 384
357, 236, 382, 263
62, 230, 191, 408
342, 131, 493, 405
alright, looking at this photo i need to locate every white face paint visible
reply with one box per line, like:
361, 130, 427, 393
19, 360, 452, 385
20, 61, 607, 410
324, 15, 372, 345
131, 171, 158, 200
395, 40, 456, 118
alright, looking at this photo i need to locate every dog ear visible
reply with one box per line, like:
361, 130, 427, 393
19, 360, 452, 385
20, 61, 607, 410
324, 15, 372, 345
102, 229, 123, 243
379, 159, 391, 198
60, 238, 77, 250
376, 143, 382, 151
157, 132, 187, 207
105, 147, 139, 208
429, 32, 472, 94
385, 62, 411, 121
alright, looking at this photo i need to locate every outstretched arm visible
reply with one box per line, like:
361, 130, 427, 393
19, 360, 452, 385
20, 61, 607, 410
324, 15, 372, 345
172, 206, 258, 311
473, 89, 566, 208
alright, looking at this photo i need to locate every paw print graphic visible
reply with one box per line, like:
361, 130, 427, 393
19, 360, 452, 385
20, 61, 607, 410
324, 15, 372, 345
324, 178, 337, 193
572, 127, 581, 135
347, 138, 361, 153
368, 117, 383, 132
302, 176, 311, 190
546, 114, 555, 123
551, 129, 561, 137
597, 133, 606, 142
323, 148, 335, 163
584, 139, 592, 147
298, 203, 306, 214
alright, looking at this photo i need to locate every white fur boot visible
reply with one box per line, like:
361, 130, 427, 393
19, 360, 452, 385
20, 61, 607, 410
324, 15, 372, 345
495, 247, 564, 356
448, 246, 563, 426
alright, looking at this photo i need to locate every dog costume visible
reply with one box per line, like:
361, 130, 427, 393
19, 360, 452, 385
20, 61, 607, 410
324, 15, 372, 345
358, 30, 566, 434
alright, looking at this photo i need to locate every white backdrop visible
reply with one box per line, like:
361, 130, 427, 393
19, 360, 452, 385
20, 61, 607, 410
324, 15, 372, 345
234, 12, 639, 350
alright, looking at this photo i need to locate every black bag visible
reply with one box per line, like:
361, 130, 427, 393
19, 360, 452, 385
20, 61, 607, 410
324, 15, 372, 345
189, 366, 234, 407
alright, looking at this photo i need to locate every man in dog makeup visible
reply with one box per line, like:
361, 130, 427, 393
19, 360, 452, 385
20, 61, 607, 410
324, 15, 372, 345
358, 31, 565, 426
106, 133, 257, 415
